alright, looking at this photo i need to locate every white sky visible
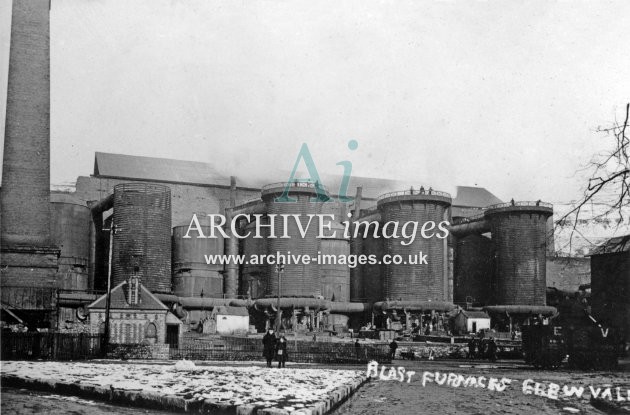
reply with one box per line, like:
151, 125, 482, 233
1, 0, 629, 205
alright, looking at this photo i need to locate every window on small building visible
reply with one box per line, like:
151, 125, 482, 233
145, 322, 157, 340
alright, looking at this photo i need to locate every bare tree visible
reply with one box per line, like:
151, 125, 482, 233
555, 103, 630, 252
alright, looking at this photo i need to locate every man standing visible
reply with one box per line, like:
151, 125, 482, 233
389, 339, 398, 360
468, 338, 476, 359
262, 329, 277, 368
487, 337, 498, 362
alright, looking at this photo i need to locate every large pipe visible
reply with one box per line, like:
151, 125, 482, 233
222, 194, 266, 299
87, 203, 97, 290
57, 292, 101, 307
374, 300, 455, 312
223, 176, 239, 298
350, 186, 364, 302
483, 305, 557, 316
224, 199, 266, 276
156, 293, 372, 314
178, 297, 233, 308
226, 200, 266, 217
87, 196, 114, 291
154, 293, 180, 304
329, 302, 370, 313
442, 207, 453, 301
229, 176, 237, 207
155, 293, 253, 308
229, 298, 252, 307
447, 219, 490, 237
254, 297, 330, 311
351, 187, 363, 221
355, 210, 381, 224
254, 298, 371, 314
89, 194, 114, 215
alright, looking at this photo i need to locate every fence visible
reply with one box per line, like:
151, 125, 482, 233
1, 332, 390, 364
170, 337, 391, 364
1, 332, 102, 360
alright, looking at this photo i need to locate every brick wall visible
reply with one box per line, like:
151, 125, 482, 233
89, 310, 167, 344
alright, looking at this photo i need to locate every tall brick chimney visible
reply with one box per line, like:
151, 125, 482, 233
2, 0, 52, 247
1, 0, 59, 311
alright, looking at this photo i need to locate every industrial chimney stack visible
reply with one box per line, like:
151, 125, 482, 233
1, 1, 59, 298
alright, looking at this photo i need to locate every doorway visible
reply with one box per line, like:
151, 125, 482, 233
166, 324, 179, 349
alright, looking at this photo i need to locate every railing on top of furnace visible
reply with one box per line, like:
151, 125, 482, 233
485, 201, 553, 210
377, 188, 451, 201
262, 181, 330, 193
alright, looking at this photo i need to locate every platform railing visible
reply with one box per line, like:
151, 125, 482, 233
377, 188, 451, 201
486, 201, 552, 210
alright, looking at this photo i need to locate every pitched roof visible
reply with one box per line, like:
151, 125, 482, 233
92, 153, 503, 209
92, 152, 414, 200
94, 152, 231, 187
87, 281, 168, 311
459, 310, 490, 319
589, 234, 630, 256
452, 186, 503, 208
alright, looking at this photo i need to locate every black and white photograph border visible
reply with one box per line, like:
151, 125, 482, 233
0, 1, 629, 414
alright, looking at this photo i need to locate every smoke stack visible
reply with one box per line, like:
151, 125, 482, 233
1, 0, 52, 247
1, 0, 59, 300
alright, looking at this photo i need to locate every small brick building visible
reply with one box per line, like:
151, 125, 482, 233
88, 277, 183, 347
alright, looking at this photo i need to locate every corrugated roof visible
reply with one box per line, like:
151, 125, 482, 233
87, 282, 168, 311
452, 186, 503, 208
589, 234, 630, 256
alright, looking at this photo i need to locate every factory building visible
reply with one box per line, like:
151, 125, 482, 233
1, 0, 565, 344
40, 156, 557, 339
2, 147, 560, 339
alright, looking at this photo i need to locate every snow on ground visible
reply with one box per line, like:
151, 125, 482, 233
1, 361, 364, 412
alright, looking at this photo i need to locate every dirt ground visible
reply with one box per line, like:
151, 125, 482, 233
2, 360, 630, 414
333, 360, 630, 415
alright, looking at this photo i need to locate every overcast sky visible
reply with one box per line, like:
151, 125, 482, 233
1, 0, 629, 205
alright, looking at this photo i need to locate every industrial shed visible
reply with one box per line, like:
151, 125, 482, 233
589, 234, 630, 340
452, 309, 491, 335
201, 306, 250, 335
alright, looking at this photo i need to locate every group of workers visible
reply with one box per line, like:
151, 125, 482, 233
410, 186, 433, 195
467, 337, 498, 361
